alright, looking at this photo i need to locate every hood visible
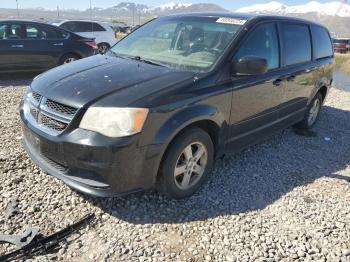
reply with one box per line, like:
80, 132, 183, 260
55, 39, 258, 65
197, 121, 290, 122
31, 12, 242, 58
31, 54, 195, 108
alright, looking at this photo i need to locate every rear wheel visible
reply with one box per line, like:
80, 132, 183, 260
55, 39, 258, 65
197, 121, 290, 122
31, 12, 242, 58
295, 92, 323, 130
98, 43, 110, 54
157, 127, 214, 199
59, 54, 80, 65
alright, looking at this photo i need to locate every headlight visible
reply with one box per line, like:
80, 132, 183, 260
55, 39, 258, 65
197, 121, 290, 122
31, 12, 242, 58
79, 107, 149, 138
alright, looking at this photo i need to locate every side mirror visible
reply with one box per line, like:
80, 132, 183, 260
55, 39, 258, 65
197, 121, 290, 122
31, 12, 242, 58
233, 56, 268, 76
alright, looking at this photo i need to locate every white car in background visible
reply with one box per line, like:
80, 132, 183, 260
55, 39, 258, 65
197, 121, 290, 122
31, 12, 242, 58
48, 19, 117, 54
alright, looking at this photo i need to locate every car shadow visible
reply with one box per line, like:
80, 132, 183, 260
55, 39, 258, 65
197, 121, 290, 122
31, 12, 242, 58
81, 105, 350, 224
0, 73, 38, 87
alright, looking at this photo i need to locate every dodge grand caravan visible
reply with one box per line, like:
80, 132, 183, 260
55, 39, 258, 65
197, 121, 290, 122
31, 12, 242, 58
20, 13, 334, 199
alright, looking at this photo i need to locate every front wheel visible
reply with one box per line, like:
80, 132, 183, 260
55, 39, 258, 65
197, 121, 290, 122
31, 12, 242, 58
295, 92, 323, 130
157, 127, 214, 199
59, 54, 80, 65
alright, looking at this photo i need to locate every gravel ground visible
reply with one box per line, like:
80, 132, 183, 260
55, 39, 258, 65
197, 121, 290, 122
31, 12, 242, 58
0, 75, 349, 262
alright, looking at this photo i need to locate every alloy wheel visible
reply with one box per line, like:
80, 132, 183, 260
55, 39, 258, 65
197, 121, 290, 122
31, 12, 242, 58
174, 142, 208, 190
308, 98, 321, 126
64, 57, 77, 64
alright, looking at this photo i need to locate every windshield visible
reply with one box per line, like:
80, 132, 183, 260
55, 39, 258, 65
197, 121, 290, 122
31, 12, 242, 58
110, 16, 244, 72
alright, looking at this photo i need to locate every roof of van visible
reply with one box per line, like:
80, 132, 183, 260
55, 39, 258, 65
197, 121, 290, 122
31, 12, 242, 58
166, 12, 326, 27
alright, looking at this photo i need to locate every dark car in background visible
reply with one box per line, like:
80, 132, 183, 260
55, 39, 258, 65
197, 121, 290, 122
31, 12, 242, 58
20, 13, 334, 199
333, 38, 350, 53
0, 20, 97, 73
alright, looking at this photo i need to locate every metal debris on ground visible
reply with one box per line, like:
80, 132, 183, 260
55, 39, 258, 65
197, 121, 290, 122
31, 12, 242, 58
0, 227, 40, 248
0, 213, 95, 262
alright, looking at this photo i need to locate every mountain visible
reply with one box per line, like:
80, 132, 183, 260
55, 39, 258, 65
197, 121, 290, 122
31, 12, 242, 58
236, 1, 350, 17
0, 2, 228, 25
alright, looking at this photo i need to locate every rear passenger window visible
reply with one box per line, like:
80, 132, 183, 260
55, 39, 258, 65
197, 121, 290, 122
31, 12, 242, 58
75, 22, 93, 32
311, 26, 333, 59
281, 24, 311, 66
235, 23, 279, 70
92, 23, 106, 32
25, 25, 68, 40
61, 22, 92, 33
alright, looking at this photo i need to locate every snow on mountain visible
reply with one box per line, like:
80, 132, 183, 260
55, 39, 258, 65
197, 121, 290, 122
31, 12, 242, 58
149, 2, 193, 11
236, 1, 350, 17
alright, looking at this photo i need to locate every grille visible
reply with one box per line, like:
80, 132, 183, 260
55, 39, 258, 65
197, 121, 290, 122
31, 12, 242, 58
25, 91, 78, 136
45, 99, 77, 116
41, 114, 68, 132
32, 92, 42, 103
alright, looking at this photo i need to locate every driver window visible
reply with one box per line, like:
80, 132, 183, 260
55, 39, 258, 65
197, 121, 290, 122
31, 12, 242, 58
235, 23, 279, 70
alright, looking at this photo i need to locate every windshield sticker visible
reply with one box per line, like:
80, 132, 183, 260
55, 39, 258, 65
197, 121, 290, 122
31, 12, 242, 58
216, 18, 247, 25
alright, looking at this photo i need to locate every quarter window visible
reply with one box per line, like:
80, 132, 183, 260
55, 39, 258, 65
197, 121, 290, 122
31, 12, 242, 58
311, 26, 333, 59
234, 23, 279, 70
281, 24, 312, 66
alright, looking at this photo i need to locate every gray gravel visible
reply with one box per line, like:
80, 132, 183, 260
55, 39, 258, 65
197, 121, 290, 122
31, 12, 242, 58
0, 78, 349, 262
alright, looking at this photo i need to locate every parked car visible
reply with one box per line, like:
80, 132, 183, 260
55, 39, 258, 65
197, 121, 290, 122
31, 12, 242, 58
333, 38, 350, 53
20, 13, 334, 199
48, 19, 117, 54
0, 20, 97, 72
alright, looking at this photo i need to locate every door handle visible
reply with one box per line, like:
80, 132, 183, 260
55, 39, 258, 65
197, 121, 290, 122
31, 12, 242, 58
273, 79, 283, 87
11, 45, 24, 48
53, 43, 64, 46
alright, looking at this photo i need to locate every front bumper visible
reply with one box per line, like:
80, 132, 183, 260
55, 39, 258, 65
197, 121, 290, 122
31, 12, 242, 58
21, 118, 164, 197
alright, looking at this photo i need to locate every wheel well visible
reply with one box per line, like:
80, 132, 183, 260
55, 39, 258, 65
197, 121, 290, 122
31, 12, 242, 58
155, 120, 220, 184
318, 86, 328, 102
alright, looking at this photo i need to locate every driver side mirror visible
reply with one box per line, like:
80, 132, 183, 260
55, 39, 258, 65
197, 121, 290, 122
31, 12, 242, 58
233, 56, 268, 76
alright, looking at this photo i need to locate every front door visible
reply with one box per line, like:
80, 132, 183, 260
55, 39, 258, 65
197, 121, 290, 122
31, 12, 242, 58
227, 22, 284, 150
0, 23, 29, 72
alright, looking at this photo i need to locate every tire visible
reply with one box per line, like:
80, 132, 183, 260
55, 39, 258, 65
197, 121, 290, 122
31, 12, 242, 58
295, 92, 323, 130
98, 43, 110, 54
58, 54, 80, 65
157, 127, 214, 199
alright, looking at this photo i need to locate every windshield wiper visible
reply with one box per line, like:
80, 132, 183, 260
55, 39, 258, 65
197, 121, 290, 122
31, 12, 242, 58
130, 56, 168, 68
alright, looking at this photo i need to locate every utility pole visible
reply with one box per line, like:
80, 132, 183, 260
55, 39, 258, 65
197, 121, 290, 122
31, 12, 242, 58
132, 5, 135, 26
16, 0, 19, 17
57, 6, 60, 18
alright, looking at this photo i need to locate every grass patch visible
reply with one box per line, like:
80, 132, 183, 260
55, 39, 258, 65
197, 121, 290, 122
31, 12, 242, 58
335, 54, 350, 74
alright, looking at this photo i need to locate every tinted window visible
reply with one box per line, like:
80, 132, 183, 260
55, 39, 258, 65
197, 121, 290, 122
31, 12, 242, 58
311, 26, 333, 59
235, 23, 279, 70
25, 24, 68, 39
282, 24, 311, 66
0, 24, 24, 39
0, 24, 23, 39
92, 23, 106, 32
61, 21, 92, 32
0, 24, 5, 39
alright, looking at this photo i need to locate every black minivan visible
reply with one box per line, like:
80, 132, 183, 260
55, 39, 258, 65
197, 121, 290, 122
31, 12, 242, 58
20, 13, 334, 199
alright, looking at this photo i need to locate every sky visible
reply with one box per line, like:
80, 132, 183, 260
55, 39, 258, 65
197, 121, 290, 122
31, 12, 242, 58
1, 0, 342, 11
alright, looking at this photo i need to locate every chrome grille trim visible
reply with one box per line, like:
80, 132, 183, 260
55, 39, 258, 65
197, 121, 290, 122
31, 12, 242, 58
23, 91, 78, 136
